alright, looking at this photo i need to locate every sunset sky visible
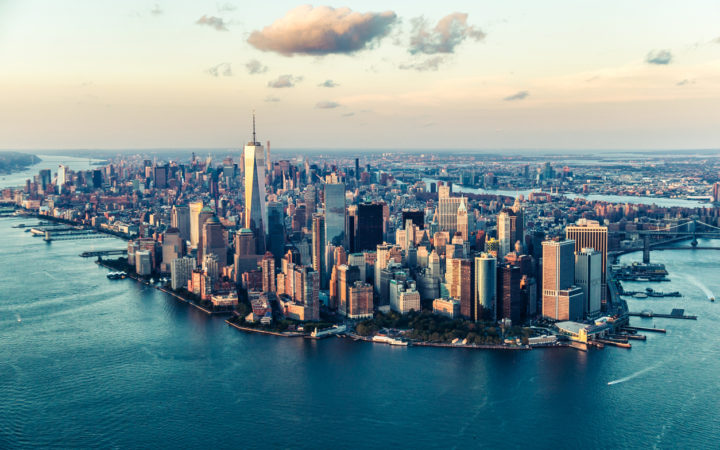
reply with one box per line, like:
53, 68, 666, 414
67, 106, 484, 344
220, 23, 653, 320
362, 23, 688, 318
1, 1, 720, 150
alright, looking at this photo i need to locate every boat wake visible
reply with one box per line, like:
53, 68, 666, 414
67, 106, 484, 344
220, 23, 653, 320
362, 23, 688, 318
607, 361, 663, 386
687, 274, 714, 300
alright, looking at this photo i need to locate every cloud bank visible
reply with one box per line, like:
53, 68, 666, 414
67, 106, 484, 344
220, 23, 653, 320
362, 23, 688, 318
248, 5, 397, 56
319, 80, 339, 88
409, 12, 485, 55
268, 74, 303, 88
646, 49, 672, 65
196, 15, 228, 31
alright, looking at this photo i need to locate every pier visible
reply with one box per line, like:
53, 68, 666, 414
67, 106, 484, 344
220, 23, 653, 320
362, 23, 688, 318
628, 308, 697, 320
622, 326, 667, 334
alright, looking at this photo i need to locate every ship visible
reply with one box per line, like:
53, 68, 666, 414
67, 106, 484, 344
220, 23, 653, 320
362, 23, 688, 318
106, 271, 127, 280
710, 296, 715, 302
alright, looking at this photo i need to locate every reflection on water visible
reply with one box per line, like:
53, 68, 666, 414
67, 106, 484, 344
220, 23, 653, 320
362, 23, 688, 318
0, 218, 718, 448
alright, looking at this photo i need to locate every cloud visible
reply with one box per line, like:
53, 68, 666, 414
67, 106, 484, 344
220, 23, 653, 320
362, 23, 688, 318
676, 79, 695, 86
217, 2, 236, 13
646, 49, 672, 65
248, 5, 397, 56
712, 36, 720, 44
246, 59, 268, 74
316, 101, 341, 109
151, 4, 163, 15
503, 90, 529, 101
267, 74, 303, 88
409, 12, 485, 55
196, 15, 228, 31
319, 79, 339, 88
265, 96, 281, 103
342, 112, 355, 117
399, 56, 446, 71
206, 62, 232, 77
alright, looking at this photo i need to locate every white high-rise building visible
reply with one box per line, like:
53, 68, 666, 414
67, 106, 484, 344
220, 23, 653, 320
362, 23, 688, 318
57, 164, 68, 194
171, 256, 195, 290
244, 115, 267, 253
189, 201, 203, 249
497, 209, 512, 260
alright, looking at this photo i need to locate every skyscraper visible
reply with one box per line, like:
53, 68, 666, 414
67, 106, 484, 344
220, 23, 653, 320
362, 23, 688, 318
324, 182, 346, 247
437, 196, 463, 235
497, 208, 519, 260
354, 202, 383, 252
575, 248, 602, 318
497, 263, 523, 324
171, 205, 190, 243
201, 215, 226, 267
57, 164, 67, 194
474, 253, 497, 321
565, 219, 608, 301
244, 115, 267, 254
312, 214, 325, 285
457, 199, 469, 240
542, 240, 583, 321
267, 201, 285, 263
189, 201, 203, 249
261, 251, 275, 293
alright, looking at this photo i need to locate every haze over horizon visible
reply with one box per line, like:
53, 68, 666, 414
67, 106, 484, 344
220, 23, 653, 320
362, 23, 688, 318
1, 1, 720, 151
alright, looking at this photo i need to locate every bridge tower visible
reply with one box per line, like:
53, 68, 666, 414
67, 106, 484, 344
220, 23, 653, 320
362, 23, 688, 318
691, 219, 699, 247
642, 234, 650, 264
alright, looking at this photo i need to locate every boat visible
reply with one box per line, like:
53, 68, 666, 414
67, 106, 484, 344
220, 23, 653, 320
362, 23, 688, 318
711, 296, 715, 302
106, 271, 127, 280
634, 293, 648, 299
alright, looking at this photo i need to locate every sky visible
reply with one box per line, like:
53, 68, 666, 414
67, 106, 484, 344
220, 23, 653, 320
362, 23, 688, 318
1, 0, 720, 151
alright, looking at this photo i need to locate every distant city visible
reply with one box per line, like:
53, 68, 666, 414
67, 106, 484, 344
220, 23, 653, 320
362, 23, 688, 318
3, 120, 718, 351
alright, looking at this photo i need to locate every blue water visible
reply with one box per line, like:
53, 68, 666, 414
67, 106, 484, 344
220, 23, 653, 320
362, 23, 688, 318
1, 217, 719, 448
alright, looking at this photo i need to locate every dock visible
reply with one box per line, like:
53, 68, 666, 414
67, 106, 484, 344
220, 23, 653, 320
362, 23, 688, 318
622, 326, 667, 334
628, 308, 697, 320
596, 339, 632, 349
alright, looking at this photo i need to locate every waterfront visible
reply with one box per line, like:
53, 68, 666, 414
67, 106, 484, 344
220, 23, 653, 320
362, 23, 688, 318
1, 217, 719, 448
0, 154, 104, 190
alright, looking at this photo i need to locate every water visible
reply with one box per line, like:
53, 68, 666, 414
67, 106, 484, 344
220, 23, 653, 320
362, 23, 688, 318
0, 155, 104, 189
1, 218, 719, 448
422, 178, 709, 208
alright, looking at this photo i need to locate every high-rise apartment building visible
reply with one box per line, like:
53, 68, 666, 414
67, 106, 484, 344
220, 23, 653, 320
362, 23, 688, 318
261, 252, 276, 293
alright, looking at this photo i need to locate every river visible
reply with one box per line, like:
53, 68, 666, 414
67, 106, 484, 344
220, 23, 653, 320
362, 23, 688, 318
1, 217, 718, 448
0, 154, 105, 190
422, 178, 709, 208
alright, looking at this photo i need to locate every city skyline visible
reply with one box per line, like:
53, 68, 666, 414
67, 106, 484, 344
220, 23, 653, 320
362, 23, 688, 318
2, 0, 720, 150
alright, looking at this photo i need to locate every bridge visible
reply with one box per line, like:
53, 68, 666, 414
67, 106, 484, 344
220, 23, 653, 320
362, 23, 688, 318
43, 229, 113, 242
80, 249, 128, 258
612, 219, 720, 263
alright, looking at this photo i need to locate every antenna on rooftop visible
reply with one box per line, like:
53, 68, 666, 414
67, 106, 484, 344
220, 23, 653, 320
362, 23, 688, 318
252, 110, 257, 144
